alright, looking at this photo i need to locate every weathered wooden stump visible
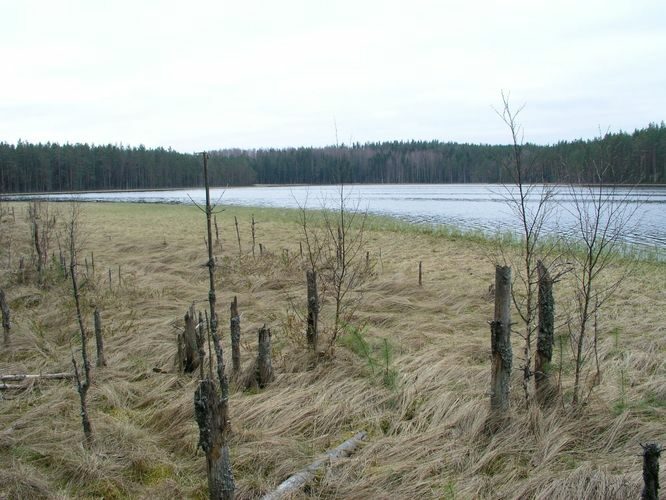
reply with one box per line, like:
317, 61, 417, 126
256, 325, 273, 388
641, 442, 661, 500
535, 260, 555, 405
490, 265, 512, 419
306, 270, 319, 352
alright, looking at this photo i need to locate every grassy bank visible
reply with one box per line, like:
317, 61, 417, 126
0, 201, 664, 499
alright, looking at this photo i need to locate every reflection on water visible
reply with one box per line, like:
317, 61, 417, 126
7, 184, 666, 253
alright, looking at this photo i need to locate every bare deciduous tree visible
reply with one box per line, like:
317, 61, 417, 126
564, 153, 639, 405
66, 203, 93, 446
495, 92, 559, 405
193, 152, 235, 499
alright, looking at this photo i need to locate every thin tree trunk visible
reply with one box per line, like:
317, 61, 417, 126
256, 325, 273, 388
230, 296, 241, 374
306, 270, 319, 352
251, 215, 256, 258
490, 265, 512, 418
234, 216, 241, 259
194, 152, 235, 499
94, 307, 107, 368
70, 234, 93, 446
535, 261, 554, 405
418, 261, 422, 286
0, 288, 10, 346
641, 443, 661, 500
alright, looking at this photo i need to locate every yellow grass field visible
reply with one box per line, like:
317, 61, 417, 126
0, 201, 664, 499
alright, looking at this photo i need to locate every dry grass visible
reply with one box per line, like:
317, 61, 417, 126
0, 201, 664, 499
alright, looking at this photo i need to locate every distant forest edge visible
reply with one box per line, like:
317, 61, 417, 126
1, 123, 665, 193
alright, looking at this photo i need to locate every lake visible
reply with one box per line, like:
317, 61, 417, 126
7, 184, 666, 255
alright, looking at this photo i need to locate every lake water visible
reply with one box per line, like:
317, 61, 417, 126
7, 184, 666, 254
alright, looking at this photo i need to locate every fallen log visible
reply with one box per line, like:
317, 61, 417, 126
261, 431, 367, 500
0, 383, 25, 390
0, 372, 74, 382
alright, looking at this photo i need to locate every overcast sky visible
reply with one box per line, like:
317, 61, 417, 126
1, 0, 664, 151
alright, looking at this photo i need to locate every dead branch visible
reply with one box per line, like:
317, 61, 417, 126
261, 431, 367, 500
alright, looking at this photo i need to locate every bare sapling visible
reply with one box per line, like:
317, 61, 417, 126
230, 296, 241, 375
565, 152, 639, 405
495, 92, 557, 406
1, 288, 10, 346
490, 265, 512, 421
29, 200, 57, 281
67, 203, 93, 446
322, 184, 369, 347
93, 306, 107, 368
234, 215, 241, 260
534, 260, 555, 405
193, 152, 234, 499
251, 214, 256, 258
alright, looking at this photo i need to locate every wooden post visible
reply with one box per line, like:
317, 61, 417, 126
299, 241, 303, 259
94, 307, 107, 367
535, 261, 555, 405
0, 288, 10, 346
490, 265, 512, 416
91, 251, 95, 278
259, 243, 264, 256
85, 257, 89, 276
256, 325, 273, 388
108, 268, 112, 291
366, 251, 370, 271
641, 443, 661, 500
251, 214, 256, 258
183, 303, 200, 373
418, 261, 422, 286
230, 296, 241, 374
306, 270, 319, 352
118, 265, 122, 287
234, 216, 242, 259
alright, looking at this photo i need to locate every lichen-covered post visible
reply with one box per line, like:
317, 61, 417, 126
306, 270, 319, 352
641, 443, 661, 500
230, 296, 241, 375
535, 260, 554, 405
256, 325, 274, 388
0, 288, 10, 346
490, 265, 512, 417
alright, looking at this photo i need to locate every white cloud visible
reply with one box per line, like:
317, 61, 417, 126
1, 0, 664, 149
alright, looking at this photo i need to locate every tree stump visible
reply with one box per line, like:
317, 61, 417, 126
535, 260, 555, 405
306, 270, 319, 352
490, 265, 512, 418
256, 325, 273, 388
183, 303, 201, 373
642, 442, 661, 500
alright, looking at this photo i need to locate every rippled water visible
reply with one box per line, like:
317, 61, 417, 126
8, 184, 666, 253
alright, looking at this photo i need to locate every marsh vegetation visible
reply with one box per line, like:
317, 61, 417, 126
0, 201, 664, 498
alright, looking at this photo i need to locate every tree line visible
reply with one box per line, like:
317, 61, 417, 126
1, 122, 664, 193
